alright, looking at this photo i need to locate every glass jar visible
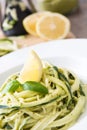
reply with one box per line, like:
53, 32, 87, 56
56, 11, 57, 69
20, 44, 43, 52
31, 0, 79, 14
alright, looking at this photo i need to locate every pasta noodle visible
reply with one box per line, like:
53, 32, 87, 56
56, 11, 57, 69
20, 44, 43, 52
0, 62, 86, 130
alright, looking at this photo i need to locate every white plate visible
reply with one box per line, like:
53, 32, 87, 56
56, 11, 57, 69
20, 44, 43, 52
0, 39, 87, 130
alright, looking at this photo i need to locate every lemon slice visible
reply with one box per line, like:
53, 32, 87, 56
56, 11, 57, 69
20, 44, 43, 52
18, 50, 43, 83
23, 11, 51, 36
36, 13, 70, 40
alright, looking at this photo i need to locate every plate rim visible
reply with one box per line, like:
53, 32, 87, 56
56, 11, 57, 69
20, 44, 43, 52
0, 38, 87, 73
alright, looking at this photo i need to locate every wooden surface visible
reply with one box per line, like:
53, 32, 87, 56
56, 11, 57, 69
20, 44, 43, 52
9, 32, 75, 48
68, 0, 87, 38
0, 28, 75, 48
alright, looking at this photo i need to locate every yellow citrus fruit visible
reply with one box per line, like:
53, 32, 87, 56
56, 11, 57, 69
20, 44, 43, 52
18, 50, 43, 83
23, 12, 51, 36
36, 13, 70, 40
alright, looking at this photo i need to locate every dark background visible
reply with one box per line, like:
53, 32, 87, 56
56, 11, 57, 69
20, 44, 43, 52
68, 0, 87, 38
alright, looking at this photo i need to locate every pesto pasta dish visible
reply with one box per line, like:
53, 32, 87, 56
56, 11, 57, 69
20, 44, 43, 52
0, 50, 86, 130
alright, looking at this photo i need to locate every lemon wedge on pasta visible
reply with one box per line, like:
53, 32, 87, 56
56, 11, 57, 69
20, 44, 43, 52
18, 50, 43, 83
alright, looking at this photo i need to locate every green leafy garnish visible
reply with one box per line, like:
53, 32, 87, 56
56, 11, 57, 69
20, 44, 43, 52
23, 81, 48, 95
2, 80, 22, 93
2, 80, 48, 95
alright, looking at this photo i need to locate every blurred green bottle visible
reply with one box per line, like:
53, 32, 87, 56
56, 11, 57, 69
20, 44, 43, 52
31, 0, 79, 14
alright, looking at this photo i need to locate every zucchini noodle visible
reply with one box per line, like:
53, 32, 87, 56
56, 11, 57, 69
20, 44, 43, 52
0, 62, 86, 130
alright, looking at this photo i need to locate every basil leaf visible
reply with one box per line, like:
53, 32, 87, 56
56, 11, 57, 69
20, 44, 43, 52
2, 80, 22, 93
23, 81, 48, 95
